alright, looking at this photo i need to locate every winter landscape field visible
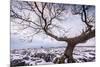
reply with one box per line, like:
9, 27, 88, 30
10, 0, 95, 66
10, 46, 95, 66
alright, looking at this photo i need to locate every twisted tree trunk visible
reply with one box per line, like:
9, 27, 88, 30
53, 30, 95, 63
64, 42, 76, 63
53, 42, 76, 64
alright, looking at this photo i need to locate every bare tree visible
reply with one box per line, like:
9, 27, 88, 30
10, 0, 95, 63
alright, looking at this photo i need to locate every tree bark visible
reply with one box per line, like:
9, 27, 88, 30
64, 42, 76, 63
53, 42, 76, 63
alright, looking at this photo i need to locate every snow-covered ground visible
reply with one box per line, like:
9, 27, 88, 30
10, 46, 95, 66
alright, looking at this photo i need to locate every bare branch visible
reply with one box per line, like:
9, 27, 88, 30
11, 9, 40, 27
11, 1, 95, 45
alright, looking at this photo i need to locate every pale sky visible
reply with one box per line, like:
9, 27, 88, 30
10, 1, 95, 49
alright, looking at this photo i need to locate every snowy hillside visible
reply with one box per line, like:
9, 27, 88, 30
10, 46, 95, 66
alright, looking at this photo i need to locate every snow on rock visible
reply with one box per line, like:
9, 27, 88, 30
10, 46, 95, 66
